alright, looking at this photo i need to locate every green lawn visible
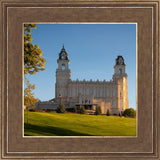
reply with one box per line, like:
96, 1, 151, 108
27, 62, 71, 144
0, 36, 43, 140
24, 111, 136, 136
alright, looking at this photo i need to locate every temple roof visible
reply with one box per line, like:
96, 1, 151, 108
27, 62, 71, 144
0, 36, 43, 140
115, 55, 125, 65
58, 45, 69, 60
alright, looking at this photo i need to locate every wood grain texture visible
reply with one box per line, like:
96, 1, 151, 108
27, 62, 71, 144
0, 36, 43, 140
0, 0, 159, 159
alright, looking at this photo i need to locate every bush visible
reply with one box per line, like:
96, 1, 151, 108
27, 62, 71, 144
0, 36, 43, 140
76, 106, 80, 110
43, 109, 53, 112
95, 106, 101, 115
65, 108, 74, 112
122, 108, 136, 118
74, 106, 77, 113
106, 109, 110, 116
119, 113, 122, 117
57, 103, 65, 113
80, 106, 86, 114
29, 108, 36, 112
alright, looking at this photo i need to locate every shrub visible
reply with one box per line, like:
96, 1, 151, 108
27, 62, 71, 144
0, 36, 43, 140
43, 109, 53, 112
57, 103, 65, 113
29, 108, 36, 112
80, 106, 86, 114
119, 113, 122, 117
65, 108, 74, 112
95, 106, 101, 115
77, 106, 80, 110
74, 106, 77, 113
106, 109, 110, 116
122, 108, 136, 118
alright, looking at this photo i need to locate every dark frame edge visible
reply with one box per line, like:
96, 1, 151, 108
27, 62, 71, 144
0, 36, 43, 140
0, 0, 160, 160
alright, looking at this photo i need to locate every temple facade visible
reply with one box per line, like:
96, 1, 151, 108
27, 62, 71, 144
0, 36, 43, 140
36, 46, 129, 114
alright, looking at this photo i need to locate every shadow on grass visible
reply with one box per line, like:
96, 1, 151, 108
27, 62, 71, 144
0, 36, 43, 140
24, 123, 92, 136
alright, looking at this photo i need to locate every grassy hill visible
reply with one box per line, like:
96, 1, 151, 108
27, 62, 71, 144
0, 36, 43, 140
24, 111, 136, 136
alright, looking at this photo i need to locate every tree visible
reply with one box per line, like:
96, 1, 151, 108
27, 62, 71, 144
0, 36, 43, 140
80, 106, 86, 114
74, 106, 77, 113
24, 24, 46, 75
122, 108, 136, 118
57, 103, 65, 113
95, 106, 101, 115
24, 78, 38, 124
106, 109, 110, 116
57, 96, 65, 113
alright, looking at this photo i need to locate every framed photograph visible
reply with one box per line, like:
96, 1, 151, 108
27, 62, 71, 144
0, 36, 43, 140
23, 23, 137, 137
0, 0, 160, 159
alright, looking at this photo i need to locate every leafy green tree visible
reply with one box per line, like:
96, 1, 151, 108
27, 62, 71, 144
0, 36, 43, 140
57, 96, 65, 113
57, 103, 65, 113
95, 106, 101, 115
74, 106, 77, 113
106, 109, 110, 116
80, 106, 86, 114
119, 113, 122, 117
24, 78, 38, 124
122, 108, 136, 118
24, 24, 46, 75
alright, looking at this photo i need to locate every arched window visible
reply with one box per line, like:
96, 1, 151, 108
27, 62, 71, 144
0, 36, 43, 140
120, 90, 122, 97
112, 100, 115, 107
112, 88, 115, 97
119, 68, 122, 74
93, 89, 96, 97
100, 89, 103, 97
62, 64, 65, 70
59, 89, 62, 96
79, 88, 82, 95
59, 80, 62, 86
65, 90, 67, 97
65, 80, 68, 85
86, 89, 89, 95
72, 88, 75, 97
106, 88, 109, 97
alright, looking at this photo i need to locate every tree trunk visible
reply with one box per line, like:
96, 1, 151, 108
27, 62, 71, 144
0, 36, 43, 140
27, 106, 29, 125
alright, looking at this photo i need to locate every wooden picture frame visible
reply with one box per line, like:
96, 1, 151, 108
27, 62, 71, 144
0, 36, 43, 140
0, 0, 159, 159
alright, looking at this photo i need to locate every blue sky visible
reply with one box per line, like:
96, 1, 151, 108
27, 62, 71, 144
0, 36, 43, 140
25, 24, 136, 109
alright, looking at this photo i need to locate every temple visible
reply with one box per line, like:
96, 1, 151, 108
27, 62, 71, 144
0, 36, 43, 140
36, 46, 129, 114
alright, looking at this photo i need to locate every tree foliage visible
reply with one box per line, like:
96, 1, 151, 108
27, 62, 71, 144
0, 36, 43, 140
57, 96, 65, 113
24, 24, 46, 75
24, 78, 38, 108
57, 103, 65, 113
122, 108, 136, 118
95, 106, 101, 115
80, 106, 86, 114
74, 106, 77, 113
106, 109, 110, 116
24, 78, 38, 125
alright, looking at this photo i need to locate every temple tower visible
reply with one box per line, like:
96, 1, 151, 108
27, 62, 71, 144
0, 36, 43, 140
112, 56, 129, 114
55, 45, 71, 98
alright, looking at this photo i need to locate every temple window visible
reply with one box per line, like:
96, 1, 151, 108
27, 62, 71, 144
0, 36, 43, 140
120, 90, 122, 97
112, 100, 115, 107
100, 89, 103, 97
62, 64, 65, 70
86, 89, 89, 95
119, 68, 122, 74
106, 88, 109, 97
112, 88, 115, 97
93, 89, 96, 97
72, 88, 75, 97
59, 89, 62, 96
59, 80, 62, 86
65, 90, 67, 97
79, 88, 82, 94
65, 80, 68, 85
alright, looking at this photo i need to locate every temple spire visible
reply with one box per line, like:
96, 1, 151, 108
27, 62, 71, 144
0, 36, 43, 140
62, 44, 64, 50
